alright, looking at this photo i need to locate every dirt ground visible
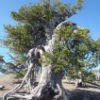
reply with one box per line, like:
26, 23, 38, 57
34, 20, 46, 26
0, 74, 16, 96
62, 80, 100, 100
0, 75, 100, 100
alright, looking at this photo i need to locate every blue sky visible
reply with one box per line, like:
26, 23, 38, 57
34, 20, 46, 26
0, 0, 100, 69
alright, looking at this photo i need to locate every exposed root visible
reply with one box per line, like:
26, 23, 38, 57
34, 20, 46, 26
3, 63, 35, 100
3, 65, 69, 100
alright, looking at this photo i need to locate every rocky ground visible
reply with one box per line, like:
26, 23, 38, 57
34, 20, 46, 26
63, 80, 100, 100
0, 75, 100, 100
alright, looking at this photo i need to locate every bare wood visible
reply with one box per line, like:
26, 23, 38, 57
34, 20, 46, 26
3, 20, 74, 100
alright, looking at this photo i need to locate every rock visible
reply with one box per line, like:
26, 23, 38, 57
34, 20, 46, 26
0, 85, 5, 90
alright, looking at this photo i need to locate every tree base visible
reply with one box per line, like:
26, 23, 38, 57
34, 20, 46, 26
3, 66, 69, 100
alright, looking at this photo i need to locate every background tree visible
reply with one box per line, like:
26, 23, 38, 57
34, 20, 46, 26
0, 55, 27, 75
84, 71, 95, 82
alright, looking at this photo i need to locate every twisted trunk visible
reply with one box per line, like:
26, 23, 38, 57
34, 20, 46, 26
4, 65, 68, 100
28, 65, 68, 100
3, 20, 73, 100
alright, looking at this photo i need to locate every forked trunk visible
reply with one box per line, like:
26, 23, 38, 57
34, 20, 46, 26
4, 65, 68, 100
3, 20, 72, 100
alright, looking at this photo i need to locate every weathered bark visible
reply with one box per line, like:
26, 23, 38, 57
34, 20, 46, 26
26, 65, 69, 100
51, 71, 69, 100
3, 65, 68, 100
3, 63, 35, 100
3, 20, 75, 100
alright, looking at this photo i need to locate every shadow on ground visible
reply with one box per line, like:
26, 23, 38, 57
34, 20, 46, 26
67, 89, 100, 100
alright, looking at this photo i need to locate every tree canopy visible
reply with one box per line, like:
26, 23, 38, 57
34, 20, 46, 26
3, 0, 100, 75
4, 0, 83, 58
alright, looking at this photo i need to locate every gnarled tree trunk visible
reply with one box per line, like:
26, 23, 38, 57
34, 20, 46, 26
3, 65, 68, 100
3, 20, 74, 100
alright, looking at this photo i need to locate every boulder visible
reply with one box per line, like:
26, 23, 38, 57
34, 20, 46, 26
0, 85, 5, 90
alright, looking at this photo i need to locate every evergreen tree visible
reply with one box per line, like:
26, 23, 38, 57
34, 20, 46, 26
3, 0, 100, 100
4, 0, 83, 63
